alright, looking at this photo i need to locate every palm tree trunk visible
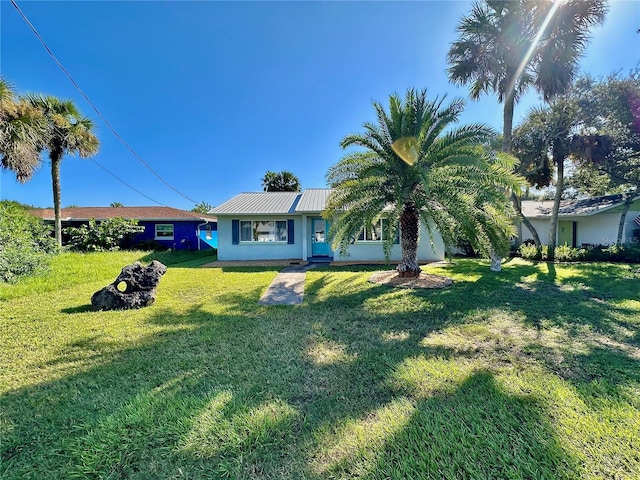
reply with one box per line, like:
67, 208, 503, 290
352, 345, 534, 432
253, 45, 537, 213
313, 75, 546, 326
502, 89, 515, 154
548, 158, 565, 261
504, 91, 542, 250
616, 189, 637, 246
489, 90, 519, 273
397, 201, 421, 278
511, 192, 542, 247
50, 151, 63, 247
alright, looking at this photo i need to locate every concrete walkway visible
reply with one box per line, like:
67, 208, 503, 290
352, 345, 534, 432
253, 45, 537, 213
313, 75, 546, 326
258, 263, 316, 305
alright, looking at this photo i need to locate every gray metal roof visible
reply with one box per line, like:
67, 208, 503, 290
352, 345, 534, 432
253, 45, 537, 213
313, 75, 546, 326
211, 192, 302, 215
295, 188, 333, 212
521, 194, 635, 218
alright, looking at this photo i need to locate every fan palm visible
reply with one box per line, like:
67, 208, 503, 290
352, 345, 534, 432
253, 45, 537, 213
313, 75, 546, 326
26, 95, 100, 246
447, 0, 608, 245
0, 77, 46, 182
325, 88, 523, 277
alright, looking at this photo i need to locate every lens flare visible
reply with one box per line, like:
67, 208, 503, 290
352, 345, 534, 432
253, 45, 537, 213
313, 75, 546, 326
391, 137, 419, 166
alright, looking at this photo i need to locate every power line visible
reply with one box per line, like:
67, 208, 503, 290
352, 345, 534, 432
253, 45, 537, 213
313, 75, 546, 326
89, 159, 168, 207
10, 0, 198, 205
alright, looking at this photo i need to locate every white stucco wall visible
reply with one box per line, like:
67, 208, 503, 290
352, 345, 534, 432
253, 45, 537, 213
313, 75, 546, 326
216, 216, 304, 261
521, 204, 640, 247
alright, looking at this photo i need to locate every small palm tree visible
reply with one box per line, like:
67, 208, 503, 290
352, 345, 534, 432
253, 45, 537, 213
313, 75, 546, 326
27, 95, 100, 246
325, 88, 523, 277
0, 77, 46, 182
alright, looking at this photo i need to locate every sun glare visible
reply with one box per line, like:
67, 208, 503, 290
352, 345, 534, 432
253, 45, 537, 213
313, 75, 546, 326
507, 1, 562, 99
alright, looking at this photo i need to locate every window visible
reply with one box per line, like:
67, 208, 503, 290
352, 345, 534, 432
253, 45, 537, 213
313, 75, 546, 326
239, 220, 287, 242
155, 224, 174, 240
205, 224, 212, 240
358, 219, 385, 242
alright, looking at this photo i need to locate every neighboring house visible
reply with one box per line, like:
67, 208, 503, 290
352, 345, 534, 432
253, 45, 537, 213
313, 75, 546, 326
211, 188, 445, 262
29, 206, 218, 251
520, 194, 640, 247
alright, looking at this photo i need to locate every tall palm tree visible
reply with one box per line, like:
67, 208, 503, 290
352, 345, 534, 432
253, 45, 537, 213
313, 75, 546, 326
447, 0, 608, 246
27, 95, 99, 246
0, 77, 45, 182
325, 88, 523, 277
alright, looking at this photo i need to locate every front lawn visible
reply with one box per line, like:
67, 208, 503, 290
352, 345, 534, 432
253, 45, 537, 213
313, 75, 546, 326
1, 253, 639, 479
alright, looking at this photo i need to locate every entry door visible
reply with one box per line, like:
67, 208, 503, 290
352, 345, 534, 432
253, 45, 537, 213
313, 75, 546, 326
558, 220, 576, 247
311, 218, 331, 256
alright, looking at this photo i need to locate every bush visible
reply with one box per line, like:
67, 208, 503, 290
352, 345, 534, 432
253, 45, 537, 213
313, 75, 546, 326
519, 242, 639, 263
519, 244, 548, 260
554, 244, 587, 262
585, 244, 640, 263
65, 218, 145, 252
0, 201, 58, 282
132, 239, 167, 251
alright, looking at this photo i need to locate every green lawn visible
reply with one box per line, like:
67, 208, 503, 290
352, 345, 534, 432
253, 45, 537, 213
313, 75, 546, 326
1, 252, 639, 479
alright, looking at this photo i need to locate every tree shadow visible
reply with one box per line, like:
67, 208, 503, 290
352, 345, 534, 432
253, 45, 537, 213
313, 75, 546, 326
2, 259, 638, 479
315, 372, 580, 479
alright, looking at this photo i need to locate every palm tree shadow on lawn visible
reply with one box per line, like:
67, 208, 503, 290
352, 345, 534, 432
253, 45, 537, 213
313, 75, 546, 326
3, 261, 638, 478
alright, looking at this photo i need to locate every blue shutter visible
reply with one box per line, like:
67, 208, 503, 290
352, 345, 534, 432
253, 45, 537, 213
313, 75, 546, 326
287, 219, 295, 244
232, 219, 239, 245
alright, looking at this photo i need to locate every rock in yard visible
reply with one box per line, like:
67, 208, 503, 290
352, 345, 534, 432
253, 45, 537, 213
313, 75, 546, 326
91, 260, 167, 310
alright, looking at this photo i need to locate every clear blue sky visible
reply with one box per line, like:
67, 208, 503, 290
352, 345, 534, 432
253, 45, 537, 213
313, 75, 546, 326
1, 0, 638, 211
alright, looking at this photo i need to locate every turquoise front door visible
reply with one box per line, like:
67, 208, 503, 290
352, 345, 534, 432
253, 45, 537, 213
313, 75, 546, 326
311, 218, 331, 256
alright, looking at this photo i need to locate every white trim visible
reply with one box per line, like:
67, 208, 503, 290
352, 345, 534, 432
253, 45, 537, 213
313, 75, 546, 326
155, 223, 174, 240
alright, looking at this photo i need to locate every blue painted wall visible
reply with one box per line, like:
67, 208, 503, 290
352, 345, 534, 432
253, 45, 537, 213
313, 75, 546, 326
134, 221, 217, 250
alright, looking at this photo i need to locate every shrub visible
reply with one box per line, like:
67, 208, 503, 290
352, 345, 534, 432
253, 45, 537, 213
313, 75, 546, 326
0, 201, 58, 282
132, 239, 167, 251
585, 244, 640, 263
65, 218, 145, 252
519, 244, 549, 260
554, 244, 587, 262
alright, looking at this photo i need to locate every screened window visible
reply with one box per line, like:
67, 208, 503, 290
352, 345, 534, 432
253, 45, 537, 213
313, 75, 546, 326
155, 224, 174, 240
240, 220, 287, 242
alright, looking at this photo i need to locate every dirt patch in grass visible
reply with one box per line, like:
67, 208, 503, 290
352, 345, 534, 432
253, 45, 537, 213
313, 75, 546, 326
369, 270, 453, 289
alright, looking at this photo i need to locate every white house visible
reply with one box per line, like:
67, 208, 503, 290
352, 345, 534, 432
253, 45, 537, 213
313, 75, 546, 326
520, 194, 640, 247
211, 188, 445, 262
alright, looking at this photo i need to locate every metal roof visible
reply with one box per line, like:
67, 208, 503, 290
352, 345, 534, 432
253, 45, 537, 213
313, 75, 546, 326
29, 206, 217, 222
295, 188, 333, 212
521, 194, 638, 218
210, 192, 302, 215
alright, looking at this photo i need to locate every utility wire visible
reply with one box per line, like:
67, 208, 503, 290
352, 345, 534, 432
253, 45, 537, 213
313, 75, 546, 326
89, 159, 168, 207
10, 0, 198, 205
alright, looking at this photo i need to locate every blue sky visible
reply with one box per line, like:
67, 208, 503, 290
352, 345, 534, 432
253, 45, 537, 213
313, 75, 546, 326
1, 0, 638, 211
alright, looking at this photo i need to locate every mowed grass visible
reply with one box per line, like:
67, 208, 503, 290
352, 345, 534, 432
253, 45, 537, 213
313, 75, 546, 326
1, 253, 639, 479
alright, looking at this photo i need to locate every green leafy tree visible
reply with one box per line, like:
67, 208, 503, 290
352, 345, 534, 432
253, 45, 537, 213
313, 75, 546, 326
261, 170, 301, 192
65, 217, 144, 252
325, 88, 523, 277
0, 201, 57, 282
516, 99, 580, 259
571, 70, 640, 243
0, 77, 46, 182
191, 201, 212, 214
27, 95, 100, 247
110, 202, 124, 207
447, 0, 608, 246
